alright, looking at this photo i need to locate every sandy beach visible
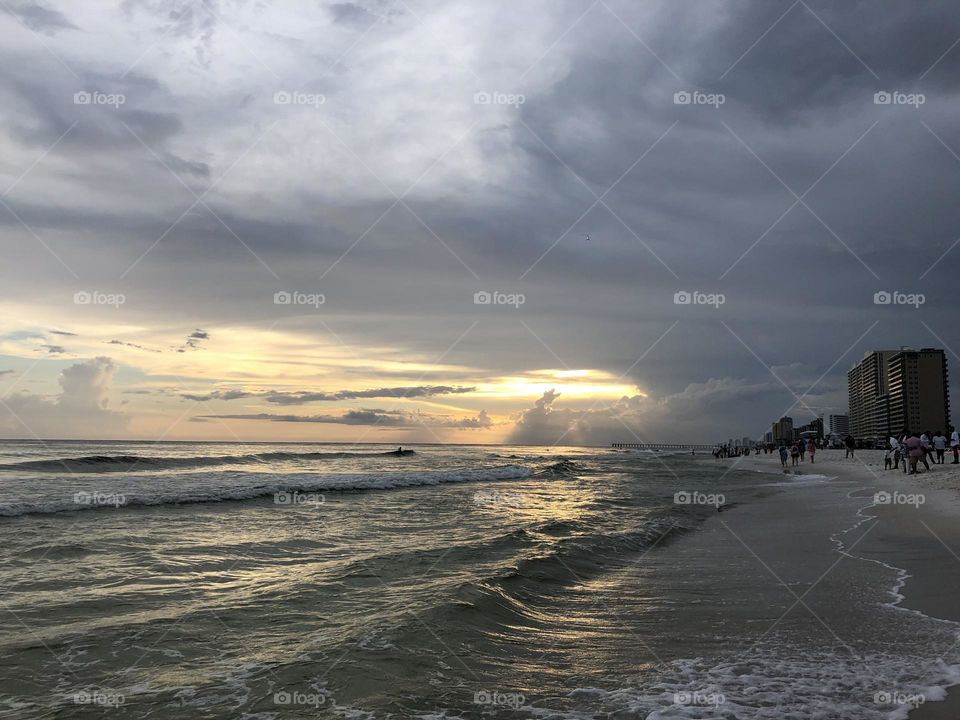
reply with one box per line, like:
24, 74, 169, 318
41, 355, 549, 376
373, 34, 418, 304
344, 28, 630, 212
721, 448, 960, 719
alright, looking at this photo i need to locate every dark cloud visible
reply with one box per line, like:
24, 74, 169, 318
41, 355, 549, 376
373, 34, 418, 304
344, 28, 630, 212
179, 385, 476, 404
106, 339, 162, 353
328, 3, 378, 25
177, 329, 210, 352
198, 407, 492, 428
2, 1, 959, 440
3, 1, 76, 34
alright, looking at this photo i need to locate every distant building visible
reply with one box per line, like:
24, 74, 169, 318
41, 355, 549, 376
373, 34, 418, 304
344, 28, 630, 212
771, 416, 793, 445
848, 348, 951, 441
793, 417, 824, 440
826, 414, 849, 436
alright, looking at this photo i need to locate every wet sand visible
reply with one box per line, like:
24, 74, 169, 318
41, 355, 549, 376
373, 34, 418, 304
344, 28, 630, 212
722, 449, 960, 719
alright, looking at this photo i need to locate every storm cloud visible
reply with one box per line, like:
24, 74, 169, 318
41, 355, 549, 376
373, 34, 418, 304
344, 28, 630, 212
1, 0, 958, 441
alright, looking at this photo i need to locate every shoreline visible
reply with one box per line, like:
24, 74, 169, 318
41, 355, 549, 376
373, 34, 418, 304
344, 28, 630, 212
713, 449, 960, 719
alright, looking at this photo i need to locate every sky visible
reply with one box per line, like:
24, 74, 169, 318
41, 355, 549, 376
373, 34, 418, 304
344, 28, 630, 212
0, 0, 958, 445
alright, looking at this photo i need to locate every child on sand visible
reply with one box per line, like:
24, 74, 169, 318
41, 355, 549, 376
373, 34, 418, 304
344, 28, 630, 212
779, 445, 788, 468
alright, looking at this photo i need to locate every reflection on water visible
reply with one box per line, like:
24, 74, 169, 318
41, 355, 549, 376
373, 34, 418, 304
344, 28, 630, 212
2, 443, 955, 718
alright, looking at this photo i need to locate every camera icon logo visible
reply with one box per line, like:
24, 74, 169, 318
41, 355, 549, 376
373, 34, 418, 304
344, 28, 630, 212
273, 91, 292, 105
873, 290, 892, 305
74, 290, 92, 304
673, 91, 691, 105
74, 91, 92, 105
674, 290, 692, 305
474, 290, 492, 305
274, 291, 292, 305
473, 91, 492, 105
874, 91, 892, 105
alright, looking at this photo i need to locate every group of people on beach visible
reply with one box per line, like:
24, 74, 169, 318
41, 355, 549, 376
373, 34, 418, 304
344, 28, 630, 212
776, 439, 818, 467
711, 444, 752, 458
884, 428, 959, 474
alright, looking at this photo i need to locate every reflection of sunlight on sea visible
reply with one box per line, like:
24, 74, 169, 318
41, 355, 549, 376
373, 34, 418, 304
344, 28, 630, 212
2, 443, 954, 718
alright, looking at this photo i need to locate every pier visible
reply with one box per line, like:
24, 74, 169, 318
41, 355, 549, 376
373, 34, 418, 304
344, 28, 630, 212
611, 443, 714, 450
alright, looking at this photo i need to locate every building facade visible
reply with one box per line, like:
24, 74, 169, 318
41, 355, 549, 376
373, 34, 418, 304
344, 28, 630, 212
771, 416, 793, 445
826, 414, 849, 436
887, 348, 950, 435
848, 348, 950, 441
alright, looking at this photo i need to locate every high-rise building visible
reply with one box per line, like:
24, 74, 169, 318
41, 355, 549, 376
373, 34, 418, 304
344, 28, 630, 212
826, 414, 849, 436
793, 417, 824, 440
848, 350, 897, 440
887, 348, 950, 435
771, 416, 793, 444
848, 348, 951, 441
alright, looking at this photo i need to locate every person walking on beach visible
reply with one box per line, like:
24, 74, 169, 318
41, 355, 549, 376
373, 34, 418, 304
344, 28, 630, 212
952, 426, 960, 464
790, 443, 800, 466
779, 445, 789, 468
806, 439, 816, 463
906, 432, 924, 475
844, 434, 855, 459
933, 432, 947, 464
920, 432, 932, 471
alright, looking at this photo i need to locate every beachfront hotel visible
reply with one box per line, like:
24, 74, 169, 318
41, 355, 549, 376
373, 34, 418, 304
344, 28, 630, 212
825, 413, 849, 436
847, 348, 951, 442
771, 416, 794, 445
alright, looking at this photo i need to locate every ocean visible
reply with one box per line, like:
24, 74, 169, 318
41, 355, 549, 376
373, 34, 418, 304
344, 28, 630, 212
1, 441, 958, 719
